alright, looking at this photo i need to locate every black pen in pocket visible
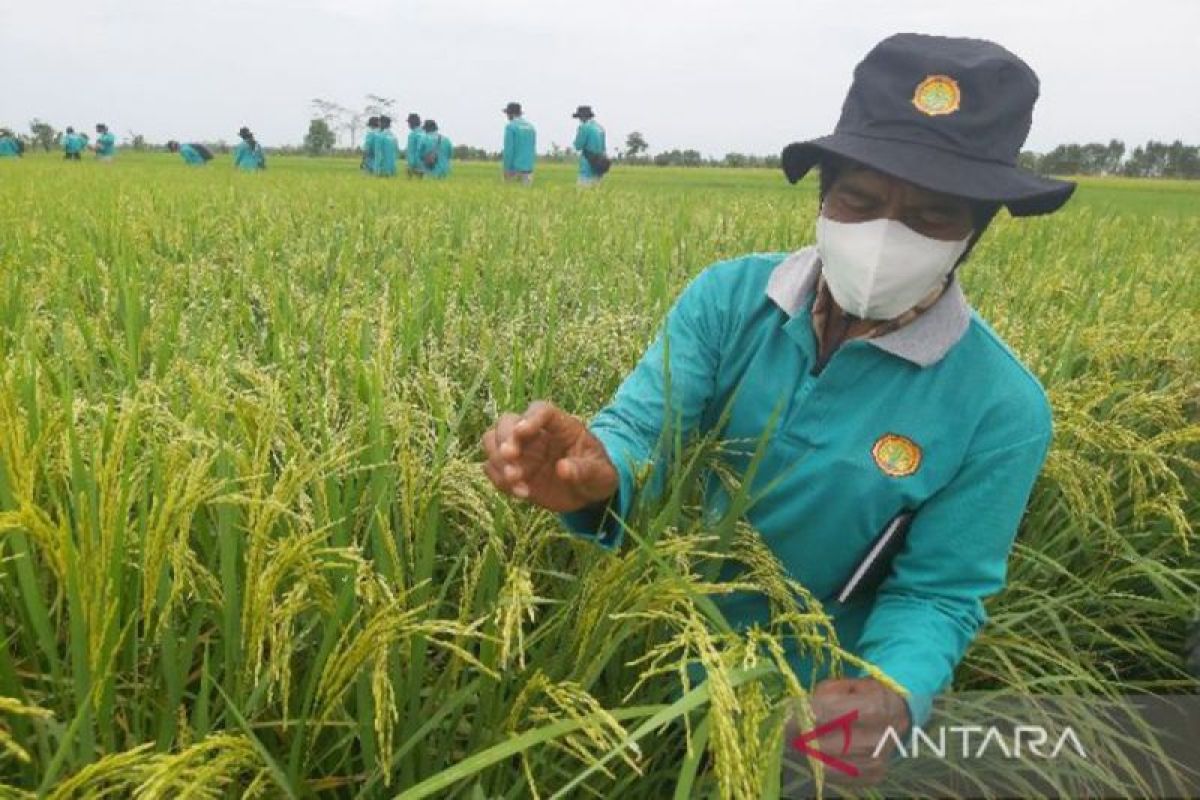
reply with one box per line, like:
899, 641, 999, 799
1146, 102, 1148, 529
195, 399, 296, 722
835, 510, 915, 604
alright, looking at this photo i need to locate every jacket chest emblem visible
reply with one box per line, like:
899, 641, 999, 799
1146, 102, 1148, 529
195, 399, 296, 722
872, 434, 923, 477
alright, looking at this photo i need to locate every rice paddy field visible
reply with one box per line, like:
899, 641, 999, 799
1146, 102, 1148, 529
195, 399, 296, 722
0, 152, 1197, 798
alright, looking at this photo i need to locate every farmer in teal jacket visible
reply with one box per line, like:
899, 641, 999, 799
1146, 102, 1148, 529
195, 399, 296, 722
419, 119, 451, 179
501, 102, 536, 184
233, 127, 266, 171
361, 116, 380, 174
571, 105, 606, 185
62, 127, 87, 160
94, 123, 116, 161
371, 116, 399, 177
167, 140, 211, 165
0, 129, 21, 157
405, 113, 426, 178
482, 34, 1075, 785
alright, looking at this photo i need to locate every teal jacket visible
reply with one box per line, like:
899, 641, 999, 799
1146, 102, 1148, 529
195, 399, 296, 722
0, 137, 19, 157
179, 144, 206, 165
420, 133, 452, 178
502, 118, 537, 173
406, 128, 426, 172
362, 129, 378, 173
561, 249, 1053, 726
572, 120, 606, 178
372, 130, 399, 176
233, 140, 265, 171
63, 133, 87, 155
95, 132, 116, 156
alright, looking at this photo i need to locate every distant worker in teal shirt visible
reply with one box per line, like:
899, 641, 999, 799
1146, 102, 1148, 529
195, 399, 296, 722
405, 113, 426, 178
63, 127, 87, 161
233, 126, 266, 171
501, 101, 536, 185
371, 115, 399, 177
361, 116, 380, 174
0, 129, 22, 158
419, 119, 452, 179
571, 105, 607, 186
93, 123, 116, 161
482, 34, 1076, 785
167, 140, 213, 165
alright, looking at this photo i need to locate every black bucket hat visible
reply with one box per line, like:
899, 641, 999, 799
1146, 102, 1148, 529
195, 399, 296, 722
571, 105, 594, 119
238, 126, 253, 139
503, 102, 522, 115
782, 33, 1074, 216
423, 119, 438, 132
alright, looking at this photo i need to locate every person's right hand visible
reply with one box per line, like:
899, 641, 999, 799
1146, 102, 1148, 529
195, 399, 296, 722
480, 401, 619, 513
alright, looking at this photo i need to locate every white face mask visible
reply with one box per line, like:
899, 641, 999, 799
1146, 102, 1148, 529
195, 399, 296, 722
815, 213, 971, 320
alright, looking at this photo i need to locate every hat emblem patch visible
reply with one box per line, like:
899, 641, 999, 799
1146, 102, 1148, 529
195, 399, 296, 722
912, 75, 961, 116
872, 434, 922, 477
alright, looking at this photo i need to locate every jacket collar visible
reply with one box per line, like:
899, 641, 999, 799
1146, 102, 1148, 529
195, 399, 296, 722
764, 246, 971, 368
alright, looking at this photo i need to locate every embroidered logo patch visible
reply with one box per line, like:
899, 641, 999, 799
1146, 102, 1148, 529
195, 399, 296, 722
912, 75, 961, 116
872, 434, 922, 477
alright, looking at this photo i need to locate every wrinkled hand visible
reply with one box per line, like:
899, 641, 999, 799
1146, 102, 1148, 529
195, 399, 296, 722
480, 400, 619, 513
786, 678, 910, 786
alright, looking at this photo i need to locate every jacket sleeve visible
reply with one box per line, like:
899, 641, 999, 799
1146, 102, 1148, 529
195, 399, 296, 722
572, 125, 586, 152
851, 424, 1052, 726
560, 264, 731, 548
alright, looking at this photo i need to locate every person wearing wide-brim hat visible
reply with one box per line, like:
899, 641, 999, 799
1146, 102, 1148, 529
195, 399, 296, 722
233, 126, 266, 171
571, 105, 607, 186
418, 119, 452, 179
482, 33, 1075, 785
571, 104, 609, 185
405, 113, 426, 178
501, 101, 537, 185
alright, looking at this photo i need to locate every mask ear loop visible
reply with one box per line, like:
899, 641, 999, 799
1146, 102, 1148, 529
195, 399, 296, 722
949, 202, 1002, 279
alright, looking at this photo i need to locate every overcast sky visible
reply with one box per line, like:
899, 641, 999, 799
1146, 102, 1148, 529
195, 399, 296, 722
2, 0, 1198, 157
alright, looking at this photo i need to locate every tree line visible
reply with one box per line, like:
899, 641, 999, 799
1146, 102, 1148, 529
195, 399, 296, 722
1018, 140, 1200, 179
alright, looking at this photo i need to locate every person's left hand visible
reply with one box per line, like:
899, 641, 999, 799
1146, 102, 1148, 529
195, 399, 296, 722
785, 677, 910, 786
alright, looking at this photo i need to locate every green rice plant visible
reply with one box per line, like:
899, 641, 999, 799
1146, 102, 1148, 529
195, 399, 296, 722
0, 153, 1196, 797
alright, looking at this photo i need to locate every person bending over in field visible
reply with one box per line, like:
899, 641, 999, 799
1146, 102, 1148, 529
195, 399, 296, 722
233, 126, 266, 171
167, 140, 213, 166
481, 33, 1075, 785
0, 128, 22, 158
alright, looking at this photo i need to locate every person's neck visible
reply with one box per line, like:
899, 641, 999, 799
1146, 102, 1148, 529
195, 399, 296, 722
816, 291, 871, 368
